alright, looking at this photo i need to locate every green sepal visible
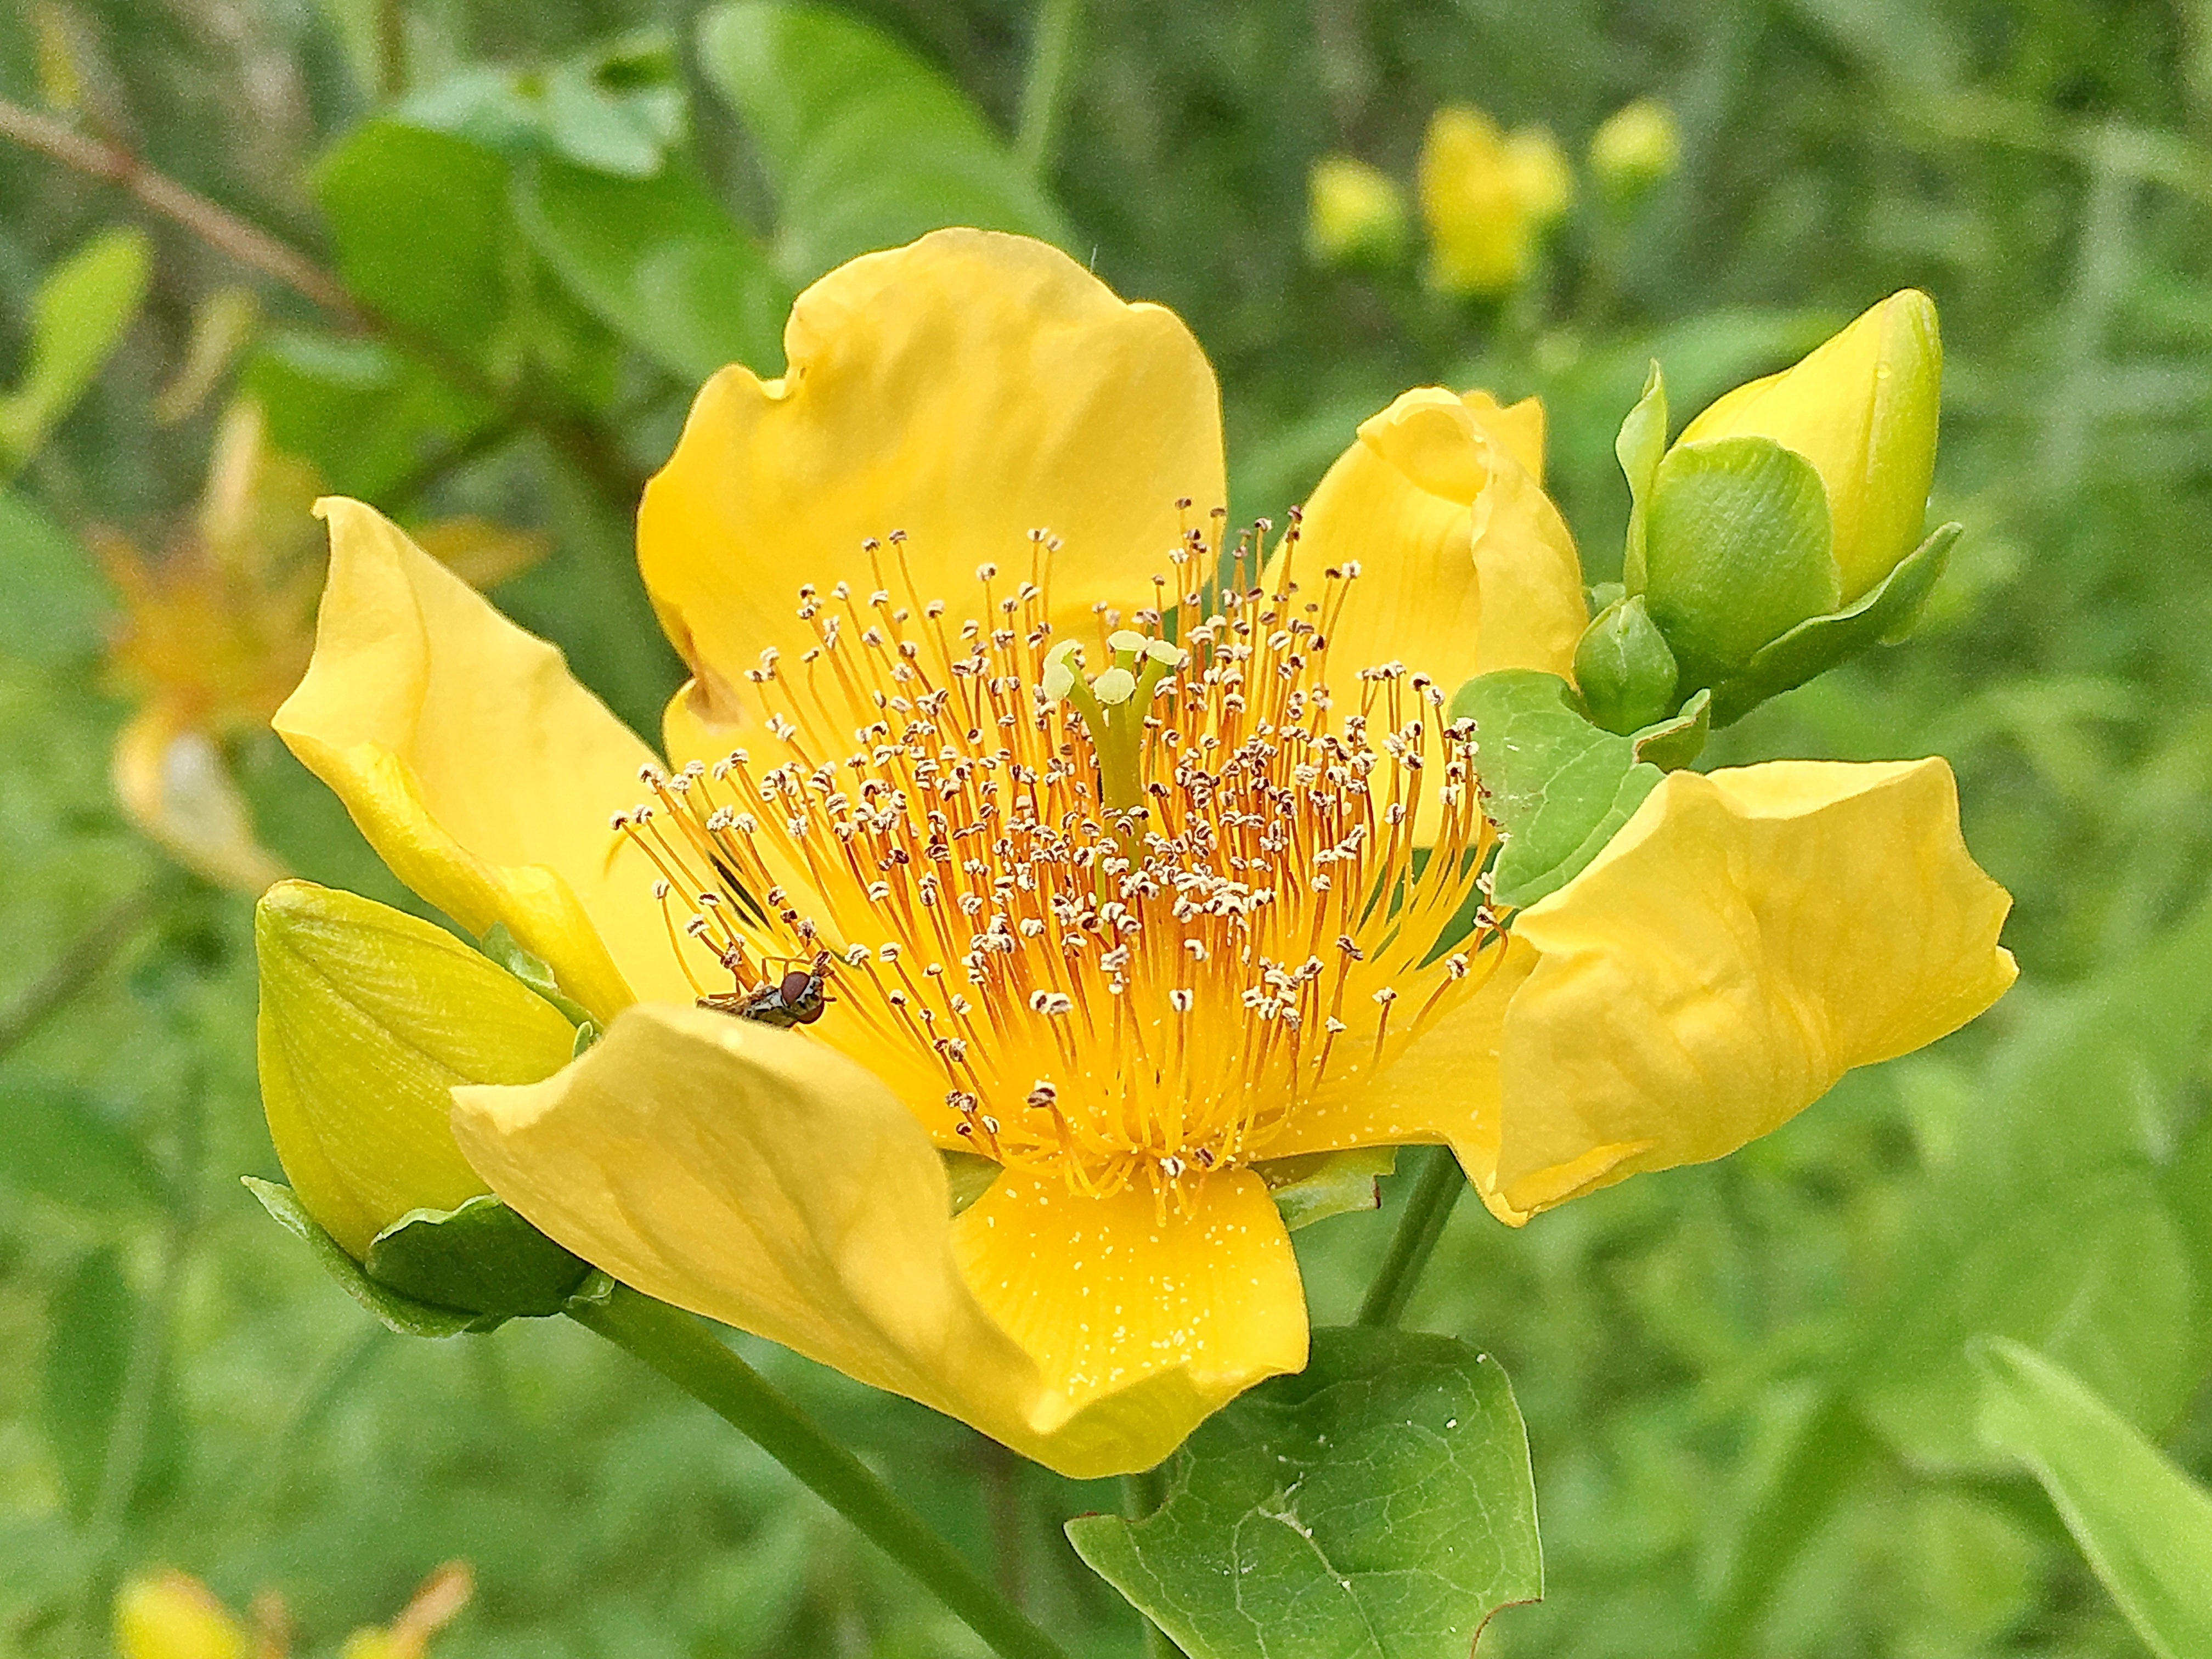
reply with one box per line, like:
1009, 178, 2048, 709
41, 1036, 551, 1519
565, 1267, 619, 1313
1641, 435, 1842, 692
1629, 686, 1711, 772
1065, 1327, 1542, 1659
571, 1018, 603, 1057
481, 921, 597, 1029
940, 1150, 1002, 1216
363, 1193, 592, 1319
1573, 592, 1679, 735
1615, 359, 1667, 593
1452, 669, 1662, 909
242, 1177, 493, 1338
1256, 1147, 1398, 1230
1706, 522, 1960, 725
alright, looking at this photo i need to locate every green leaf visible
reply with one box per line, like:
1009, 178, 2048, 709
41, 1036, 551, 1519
0, 226, 153, 470
38, 1249, 133, 1518
242, 1176, 493, 1338
0, 1074, 165, 1209
940, 1149, 1001, 1216
0, 486, 104, 666
1065, 1327, 1541, 1659
696, 1, 1072, 283
314, 119, 515, 362
1641, 435, 1841, 690
479, 919, 596, 1027
1974, 1339, 2212, 1659
1613, 359, 1666, 592
1256, 1147, 1398, 1230
1706, 521, 1960, 726
363, 1193, 591, 1319
1449, 669, 1661, 908
401, 33, 689, 179
242, 328, 491, 499
515, 155, 789, 382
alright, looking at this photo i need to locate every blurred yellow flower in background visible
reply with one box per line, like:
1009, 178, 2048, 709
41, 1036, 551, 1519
1589, 97, 1681, 200
264, 229, 2012, 1477
113, 1563, 470, 1659
1418, 105, 1573, 297
1306, 154, 1408, 267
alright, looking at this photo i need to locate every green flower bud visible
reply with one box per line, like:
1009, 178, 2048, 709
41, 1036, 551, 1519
1588, 99, 1680, 201
1306, 155, 1409, 268
1674, 290, 1941, 603
256, 880, 577, 1259
1575, 594, 1679, 734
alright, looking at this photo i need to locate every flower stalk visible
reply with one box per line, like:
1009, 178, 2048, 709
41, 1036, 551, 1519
1355, 1144, 1466, 1328
567, 1283, 1071, 1659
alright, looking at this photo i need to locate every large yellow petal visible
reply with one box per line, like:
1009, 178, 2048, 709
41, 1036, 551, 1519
1282, 387, 1584, 695
452, 1005, 1284, 1476
639, 229, 1226, 750
273, 499, 684, 1020
952, 1168, 1306, 1440
1476, 758, 2015, 1221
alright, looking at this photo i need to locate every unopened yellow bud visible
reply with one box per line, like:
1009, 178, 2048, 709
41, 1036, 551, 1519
1306, 155, 1408, 267
114, 1572, 245, 1659
1677, 290, 1941, 601
1589, 99, 1680, 199
256, 881, 579, 1259
1418, 106, 1571, 297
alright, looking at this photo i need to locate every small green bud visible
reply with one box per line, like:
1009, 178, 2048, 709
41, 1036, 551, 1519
1588, 99, 1680, 201
255, 881, 578, 1260
1306, 155, 1409, 268
1575, 594, 1680, 734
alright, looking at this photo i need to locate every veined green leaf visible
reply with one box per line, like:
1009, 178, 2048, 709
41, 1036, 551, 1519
1449, 669, 1661, 907
1066, 1327, 1541, 1659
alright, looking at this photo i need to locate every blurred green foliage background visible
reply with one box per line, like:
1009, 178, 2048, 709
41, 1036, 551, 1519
3, 0, 2210, 1654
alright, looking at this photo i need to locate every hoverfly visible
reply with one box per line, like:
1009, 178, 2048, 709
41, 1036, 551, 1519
699, 949, 834, 1029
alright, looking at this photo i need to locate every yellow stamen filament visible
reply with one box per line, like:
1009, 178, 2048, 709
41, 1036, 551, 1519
619, 509, 1506, 1204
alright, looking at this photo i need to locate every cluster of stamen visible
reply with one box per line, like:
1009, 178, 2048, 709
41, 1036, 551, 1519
613, 507, 1506, 1207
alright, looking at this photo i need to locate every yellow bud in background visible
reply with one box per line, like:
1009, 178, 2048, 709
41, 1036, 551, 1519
1678, 290, 1942, 601
256, 881, 579, 1259
1418, 105, 1571, 298
1589, 98, 1680, 200
1502, 127, 1573, 224
1305, 155, 1409, 267
114, 1573, 245, 1659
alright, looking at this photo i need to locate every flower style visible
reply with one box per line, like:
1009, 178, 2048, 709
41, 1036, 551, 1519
267, 230, 2013, 1477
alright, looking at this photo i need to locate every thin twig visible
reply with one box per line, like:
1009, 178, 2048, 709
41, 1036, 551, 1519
0, 881, 160, 1066
0, 98, 651, 508
0, 97, 359, 319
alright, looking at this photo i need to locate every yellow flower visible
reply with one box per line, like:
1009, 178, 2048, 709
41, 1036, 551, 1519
272, 230, 2011, 1477
1418, 106, 1572, 297
1306, 155, 1408, 267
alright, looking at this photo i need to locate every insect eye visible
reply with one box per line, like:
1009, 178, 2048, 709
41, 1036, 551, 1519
780, 969, 813, 1000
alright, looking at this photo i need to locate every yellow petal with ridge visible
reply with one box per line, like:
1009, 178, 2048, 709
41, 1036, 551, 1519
1474, 758, 2014, 1221
274, 499, 685, 1020
639, 229, 1225, 750
453, 1003, 1288, 1476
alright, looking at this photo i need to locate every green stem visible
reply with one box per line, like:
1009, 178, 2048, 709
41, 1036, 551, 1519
569, 1285, 1070, 1659
1014, 0, 1084, 178
1355, 1144, 1464, 1328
